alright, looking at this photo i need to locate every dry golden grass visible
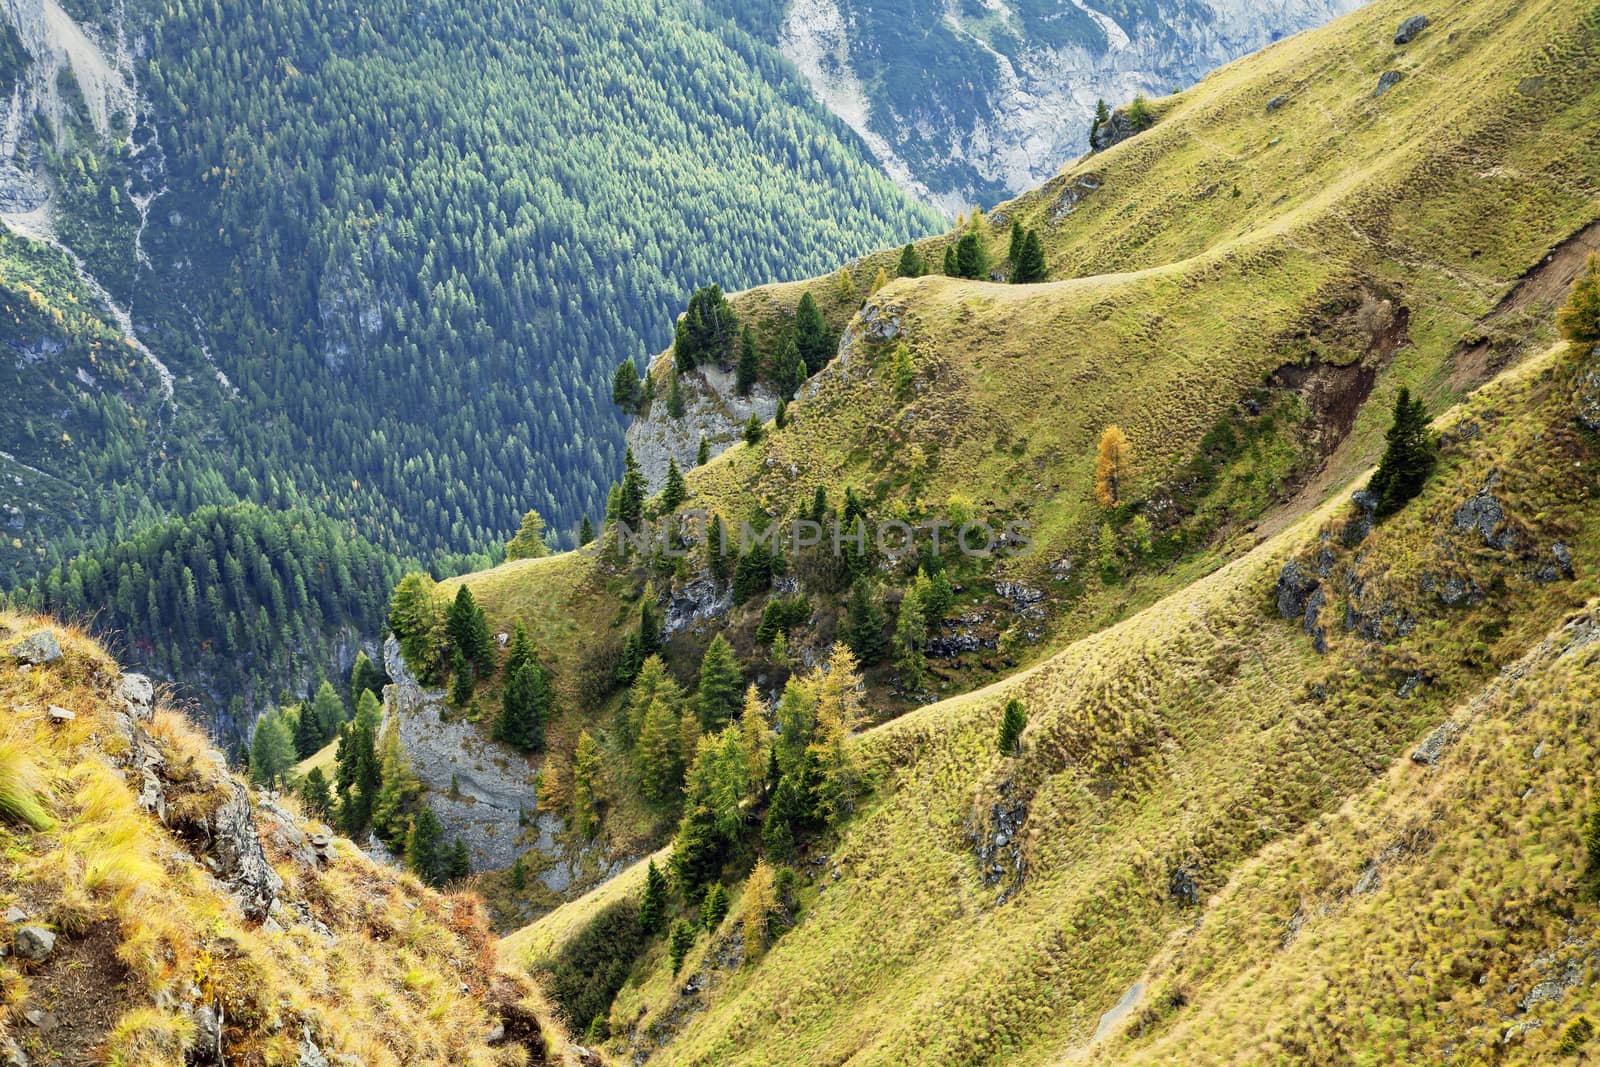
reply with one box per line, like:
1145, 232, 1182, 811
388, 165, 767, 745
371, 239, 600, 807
0, 614, 562, 1066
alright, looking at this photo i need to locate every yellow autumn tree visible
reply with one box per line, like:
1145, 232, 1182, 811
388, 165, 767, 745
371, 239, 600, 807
743, 858, 777, 959
739, 685, 769, 793
870, 266, 890, 295
1094, 425, 1132, 508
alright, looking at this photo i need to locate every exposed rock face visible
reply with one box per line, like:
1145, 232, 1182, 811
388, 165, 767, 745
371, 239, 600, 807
7, 629, 61, 664
776, 0, 1363, 211
663, 577, 732, 637
1089, 107, 1142, 153
625, 362, 781, 494
210, 782, 284, 921
1452, 478, 1516, 549
1576, 352, 1600, 432
1374, 70, 1404, 97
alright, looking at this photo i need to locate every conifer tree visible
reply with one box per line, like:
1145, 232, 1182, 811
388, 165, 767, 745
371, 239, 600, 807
942, 243, 959, 276
955, 232, 987, 280
668, 919, 696, 974
834, 267, 855, 302
774, 676, 818, 777
795, 292, 832, 375
667, 369, 687, 418
812, 646, 864, 823
701, 882, 729, 931
616, 630, 644, 689
579, 514, 595, 546
773, 333, 804, 395
997, 697, 1027, 754
446, 585, 493, 673
639, 592, 662, 656
870, 266, 890, 295
842, 577, 888, 664
808, 485, 828, 524
1013, 229, 1047, 284
451, 650, 473, 706
736, 325, 760, 396
639, 859, 669, 935
696, 634, 743, 731
311, 679, 346, 743
761, 775, 800, 862
446, 838, 471, 882
371, 723, 422, 843
743, 859, 777, 958
741, 687, 770, 790
1094, 425, 1132, 508
755, 598, 785, 647
299, 766, 333, 818
707, 514, 731, 583
891, 342, 915, 403
612, 357, 641, 410
499, 658, 549, 751
774, 398, 788, 429
389, 572, 446, 682
618, 448, 646, 530
696, 437, 710, 466
1368, 388, 1437, 519
1128, 94, 1154, 131
571, 730, 603, 838
637, 695, 685, 803
406, 805, 445, 886
896, 243, 924, 278
505, 620, 534, 679
293, 702, 324, 759
894, 586, 928, 691
505, 508, 550, 560
1091, 97, 1111, 141
350, 651, 385, 706
250, 712, 295, 787
669, 801, 726, 903
661, 458, 687, 512
1008, 219, 1025, 265
744, 413, 765, 446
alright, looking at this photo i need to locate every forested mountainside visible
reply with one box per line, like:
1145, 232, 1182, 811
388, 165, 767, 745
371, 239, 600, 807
713, 0, 1364, 211
308, 0, 1596, 1058
0, 0, 938, 590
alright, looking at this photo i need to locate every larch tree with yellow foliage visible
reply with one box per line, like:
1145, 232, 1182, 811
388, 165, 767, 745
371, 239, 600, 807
743, 858, 778, 959
1095, 425, 1132, 508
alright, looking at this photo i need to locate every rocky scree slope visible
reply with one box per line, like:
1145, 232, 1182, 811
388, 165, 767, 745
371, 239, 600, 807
0, 614, 583, 1066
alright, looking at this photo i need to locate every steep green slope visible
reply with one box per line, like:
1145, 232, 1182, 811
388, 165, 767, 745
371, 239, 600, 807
0, 0, 939, 586
464, 0, 1600, 1059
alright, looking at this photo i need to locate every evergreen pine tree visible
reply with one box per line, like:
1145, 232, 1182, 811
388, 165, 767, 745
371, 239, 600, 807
773, 333, 804, 395
406, 806, 445, 886
1368, 388, 1437, 518
696, 634, 743, 732
942, 243, 959, 275
499, 658, 549, 751
616, 630, 644, 688
350, 651, 386, 706
611, 357, 641, 410
1008, 219, 1025, 265
579, 514, 595, 545
744, 413, 765, 446
1013, 229, 1047, 284
618, 448, 646, 530
706, 514, 731, 583
955, 232, 987, 280
896, 243, 924, 278
639, 859, 669, 935
696, 437, 710, 466
668, 919, 696, 975
293, 703, 323, 759
510, 855, 527, 891
451, 650, 473, 706
736, 325, 760, 396
842, 578, 888, 664
774, 398, 788, 430
299, 766, 333, 817
661, 458, 687, 511
894, 586, 928, 691
311, 679, 346, 743
446, 585, 493, 673
761, 775, 800, 861
667, 369, 687, 418
997, 697, 1027, 754
504, 621, 534, 680
701, 882, 729, 931
795, 292, 832, 375
446, 838, 471, 882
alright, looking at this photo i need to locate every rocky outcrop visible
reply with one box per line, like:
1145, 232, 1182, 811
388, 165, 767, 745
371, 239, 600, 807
1576, 351, 1600, 432
663, 577, 732, 637
776, 0, 1363, 210
1374, 70, 1404, 98
625, 361, 781, 494
1394, 14, 1431, 45
1451, 476, 1516, 549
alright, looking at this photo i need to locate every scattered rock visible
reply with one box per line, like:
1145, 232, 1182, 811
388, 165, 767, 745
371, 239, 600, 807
1411, 718, 1463, 765
8, 631, 61, 665
1397, 674, 1423, 699
1519, 958, 1585, 1011
1354, 863, 1380, 895
192, 1005, 224, 1064
996, 582, 1045, 620
1265, 93, 1290, 112
13, 925, 55, 961
117, 673, 155, 721
1394, 15, 1430, 45
211, 782, 284, 920
1452, 482, 1515, 549
47, 705, 75, 724
2, 1036, 27, 1067
21, 1010, 55, 1032
1374, 70, 1404, 98
4, 907, 26, 924
1576, 356, 1600, 431
1535, 542, 1575, 583
1170, 867, 1200, 907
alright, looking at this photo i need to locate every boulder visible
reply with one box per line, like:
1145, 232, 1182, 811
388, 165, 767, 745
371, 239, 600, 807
47, 705, 75, 724
191, 1005, 224, 1064
1275, 558, 1318, 620
13, 925, 55, 961
1090, 108, 1141, 152
1394, 15, 1430, 45
1535, 542, 1575, 583
1374, 70, 1403, 98
1452, 486, 1515, 549
1265, 93, 1290, 112
1411, 718, 1463, 765
212, 782, 284, 920
2, 1036, 27, 1067
8, 631, 61, 665
117, 673, 155, 721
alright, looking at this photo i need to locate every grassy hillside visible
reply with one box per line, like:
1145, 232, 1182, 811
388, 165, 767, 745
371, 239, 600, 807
0, 613, 571, 1065
467, 0, 1600, 1060
512, 327, 1600, 1062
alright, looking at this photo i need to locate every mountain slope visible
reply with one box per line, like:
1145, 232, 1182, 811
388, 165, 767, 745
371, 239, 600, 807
0, 614, 573, 1065
0, 0, 940, 587
764, 0, 1366, 212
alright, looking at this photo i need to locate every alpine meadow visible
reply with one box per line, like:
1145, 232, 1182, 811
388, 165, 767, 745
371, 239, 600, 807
5, 0, 1600, 1065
